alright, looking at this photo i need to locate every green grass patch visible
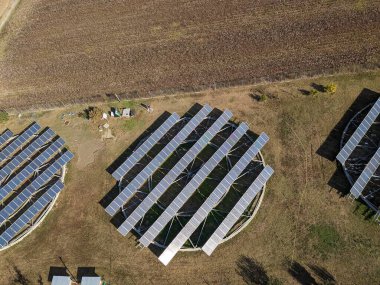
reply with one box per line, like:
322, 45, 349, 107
121, 117, 146, 131
309, 223, 342, 259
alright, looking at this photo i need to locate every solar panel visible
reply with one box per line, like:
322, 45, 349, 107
139, 123, 249, 247
0, 180, 63, 248
112, 113, 180, 181
0, 129, 13, 149
105, 104, 213, 216
0, 128, 55, 182
0, 151, 73, 225
117, 109, 233, 236
350, 147, 380, 198
337, 97, 380, 164
0, 138, 65, 202
0, 123, 41, 162
158, 133, 269, 265
202, 166, 274, 256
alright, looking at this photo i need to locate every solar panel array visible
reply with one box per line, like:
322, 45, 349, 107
107, 105, 274, 265
112, 113, 180, 181
0, 123, 73, 249
350, 147, 380, 199
202, 166, 274, 256
337, 97, 380, 164
105, 104, 212, 216
0, 130, 13, 150
159, 133, 269, 265
118, 110, 233, 236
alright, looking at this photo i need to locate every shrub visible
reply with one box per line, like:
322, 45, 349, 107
259, 94, 268, 102
0, 110, 9, 123
310, 89, 318, 96
81, 106, 102, 120
324, 83, 337, 94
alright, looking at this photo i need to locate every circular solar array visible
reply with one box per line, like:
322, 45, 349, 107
106, 105, 274, 264
120, 116, 266, 249
340, 103, 380, 213
0, 123, 73, 250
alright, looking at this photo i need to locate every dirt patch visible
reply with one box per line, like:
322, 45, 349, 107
0, 0, 379, 110
75, 138, 105, 170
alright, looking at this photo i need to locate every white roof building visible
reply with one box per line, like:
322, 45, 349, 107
81, 276, 102, 285
51, 276, 71, 285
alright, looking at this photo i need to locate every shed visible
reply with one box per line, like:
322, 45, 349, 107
51, 276, 71, 285
81, 276, 102, 285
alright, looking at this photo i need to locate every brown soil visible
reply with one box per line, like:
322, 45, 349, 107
0, 0, 379, 110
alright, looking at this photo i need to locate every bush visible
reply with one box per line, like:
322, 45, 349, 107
81, 106, 102, 120
310, 89, 318, 96
259, 94, 268, 102
324, 83, 337, 94
0, 110, 9, 123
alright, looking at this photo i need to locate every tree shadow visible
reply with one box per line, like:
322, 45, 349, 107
299, 89, 311, 96
307, 264, 336, 285
236, 255, 269, 285
285, 259, 317, 285
11, 266, 30, 285
310, 83, 325, 93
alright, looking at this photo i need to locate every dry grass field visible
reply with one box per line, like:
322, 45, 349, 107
0, 71, 379, 284
0, 0, 379, 110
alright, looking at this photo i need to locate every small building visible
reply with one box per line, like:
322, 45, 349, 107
51, 276, 71, 285
81, 276, 102, 285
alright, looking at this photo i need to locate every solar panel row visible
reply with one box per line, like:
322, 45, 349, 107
105, 105, 213, 216
117, 109, 233, 236
337, 97, 380, 164
202, 165, 274, 256
0, 130, 13, 150
0, 128, 55, 183
350, 147, 380, 198
0, 138, 65, 202
139, 122, 249, 247
0, 151, 73, 225
112, 113, 180, 181
0, 123, 41, 162
158, 133, 269, 265
0, 180, 64, 248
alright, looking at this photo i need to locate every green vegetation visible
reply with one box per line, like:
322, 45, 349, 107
324, 83, 337, 94
309, 223, 342, 258
0, 110, 9, 123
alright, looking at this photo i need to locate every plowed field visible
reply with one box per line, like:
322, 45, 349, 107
0, 0, 379, 109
